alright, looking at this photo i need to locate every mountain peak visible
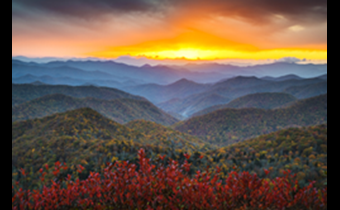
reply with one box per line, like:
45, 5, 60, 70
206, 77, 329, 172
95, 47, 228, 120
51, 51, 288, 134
171, 78, 195, 85
232, 76, 259, 80
30, 81, 46, 85
167, 78, 201, 87
141, 64, 153, 68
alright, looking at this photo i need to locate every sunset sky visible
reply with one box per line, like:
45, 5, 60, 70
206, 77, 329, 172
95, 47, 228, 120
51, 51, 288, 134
12, 0, 327, 64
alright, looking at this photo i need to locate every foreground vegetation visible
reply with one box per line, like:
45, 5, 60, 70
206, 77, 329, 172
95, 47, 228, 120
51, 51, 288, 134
12, 148, 327, 210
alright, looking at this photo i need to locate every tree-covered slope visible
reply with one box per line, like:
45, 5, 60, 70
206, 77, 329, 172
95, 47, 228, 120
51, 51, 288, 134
191, 78, 324, 104
174, 94, 327, 146
191, 92, 297, 117
12, 93, 178, 126
12, 83, 145, 106
125, 119, 214, 151
12, 108, 139, 170
283, 81, 327, 99
12, 108, 211, 179
202, 124, 327, 188
223, 92, 297, 109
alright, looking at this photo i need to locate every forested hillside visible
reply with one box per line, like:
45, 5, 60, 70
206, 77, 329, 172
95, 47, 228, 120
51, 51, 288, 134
203, 124, 327, 189
12, 108, 213, 185
12, 83, 145, 106
189, 92, 297, 116
283, 81, 327, 99
13, 116, 327, 208
175, 94, 327, 145
12, 93, 178, 125
125, 119, 212, 150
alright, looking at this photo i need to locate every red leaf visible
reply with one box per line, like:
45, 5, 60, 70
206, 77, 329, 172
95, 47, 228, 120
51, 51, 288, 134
20, 169, 26, 176
264, 169, 270, 175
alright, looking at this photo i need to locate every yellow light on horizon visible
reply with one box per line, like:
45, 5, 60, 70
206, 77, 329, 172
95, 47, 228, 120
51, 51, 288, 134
87, 47, 327, 61
84, 30, 326, 61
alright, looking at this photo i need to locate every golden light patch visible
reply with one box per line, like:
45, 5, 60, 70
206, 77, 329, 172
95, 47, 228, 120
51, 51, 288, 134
85, 31, 326, 61
288, 25, 305, 32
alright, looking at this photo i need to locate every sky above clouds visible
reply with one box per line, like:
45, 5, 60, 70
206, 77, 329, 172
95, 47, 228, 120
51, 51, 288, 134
12, 0, 327, 63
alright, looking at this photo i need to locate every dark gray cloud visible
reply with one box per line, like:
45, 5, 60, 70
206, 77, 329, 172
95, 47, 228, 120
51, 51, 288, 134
12, 0, 159, 22
171, 0, 327, 24
12, 0, 327, 25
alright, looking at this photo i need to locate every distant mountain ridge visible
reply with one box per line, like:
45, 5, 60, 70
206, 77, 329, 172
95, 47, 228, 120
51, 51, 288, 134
123, 78, 211, 104
12, 83, 145, 106
260, 74, 304, 81
12, 74, 128, 89
12, 62, 120, 81
182, 62, 327, 78
12, 93, 178, 126
12, 59, 327, 85
210, 76, 272, 90
156, 76, 326, 118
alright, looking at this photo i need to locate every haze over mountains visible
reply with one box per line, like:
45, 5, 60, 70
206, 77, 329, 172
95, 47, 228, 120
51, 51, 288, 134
12, 59, 327, 119
11, 58, 328, 148
155, 75, 326, 118
12, 59, 326, 85
12, 57, 327, 146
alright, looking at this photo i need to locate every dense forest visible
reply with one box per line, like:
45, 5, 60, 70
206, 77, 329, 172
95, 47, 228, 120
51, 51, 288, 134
12, 106, 326, 188
12, 108, 214, 186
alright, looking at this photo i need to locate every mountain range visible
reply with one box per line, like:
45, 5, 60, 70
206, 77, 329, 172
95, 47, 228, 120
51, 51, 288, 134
155, 75, 326, 118
12, 59, 327, 85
